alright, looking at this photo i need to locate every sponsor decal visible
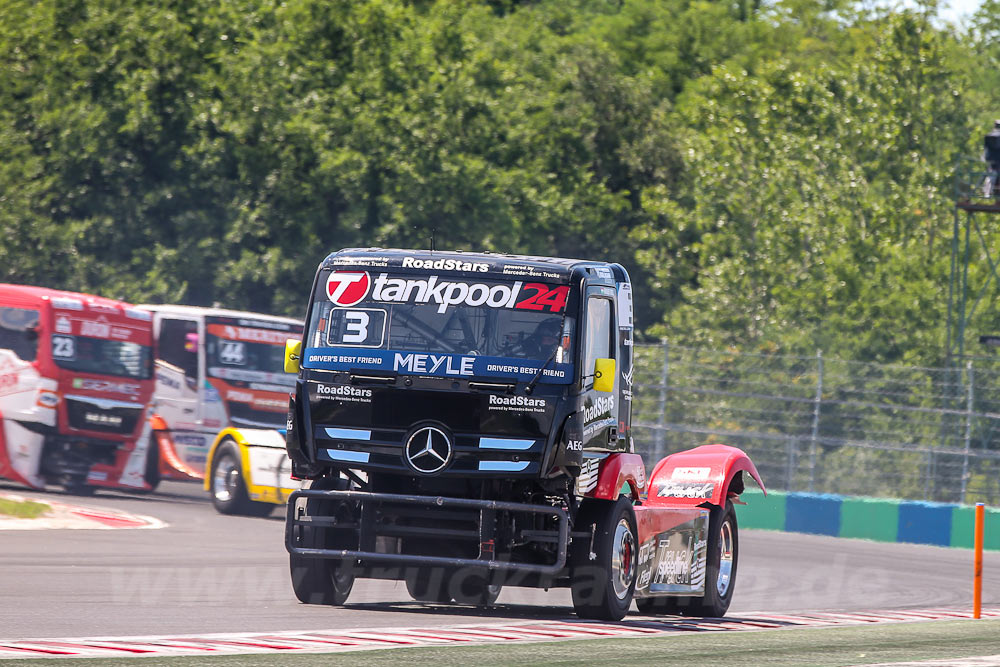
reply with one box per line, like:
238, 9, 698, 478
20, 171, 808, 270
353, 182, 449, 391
174, 434, 207, 447
208, 366, 295, 386
155, 371, 181, 389
87, 303, 120, 315
401, 256, 489, 272
111, 326, 132, 340
656, 481, 715, 499
37, 391, 59, 407
487, 393, 547, 413
51, 297, 83, 311
372, 275, 568, 315
583, 395, 615, 423
217, 325, 290, 345
249, 382, 294, 393
252, 397, 287, 410
72, 378, 141, 396
55, 315, 72, 334
672, 466, 712, 481
313, 383, 373, 402
330, 255, 391, 268
0, 372, 19, 395
325, 271, 569, 315
500, 264, 564, 280
203, 383, 222, 403
617, 282, 634, 329
226, 390, 254, 402
326, 271, 371, 307
84, 411, 123, 427
395, 352, 474, 376
565, 439, 583, 451
87, 470, 108, 481
80, 320, 112, 339
595, 267, 613, 280
304, 347, 573, 384
236, 317, 295, 331
656, 548, 691, 582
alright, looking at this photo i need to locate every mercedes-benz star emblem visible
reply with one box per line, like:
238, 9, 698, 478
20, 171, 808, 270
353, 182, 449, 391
404, 426, 452, 474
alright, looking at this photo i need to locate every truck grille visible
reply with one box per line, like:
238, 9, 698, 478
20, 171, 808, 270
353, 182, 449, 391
65, 397, 143, 435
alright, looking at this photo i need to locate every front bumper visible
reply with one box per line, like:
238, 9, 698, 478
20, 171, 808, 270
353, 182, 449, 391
285, 489, 569, 576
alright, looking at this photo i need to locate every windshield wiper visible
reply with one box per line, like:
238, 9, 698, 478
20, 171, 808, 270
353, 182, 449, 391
524, 347, 558, 395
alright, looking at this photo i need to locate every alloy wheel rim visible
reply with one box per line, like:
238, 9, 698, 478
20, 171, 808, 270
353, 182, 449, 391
717, 519, 734, 597
611, 518, 636, 599
213, 455, 239, 503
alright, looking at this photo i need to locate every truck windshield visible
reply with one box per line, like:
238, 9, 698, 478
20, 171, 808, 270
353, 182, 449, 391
50, 335, 152, 379
0, 307, 40, 362
206, 335, 290, 379
307, 272, 574, 367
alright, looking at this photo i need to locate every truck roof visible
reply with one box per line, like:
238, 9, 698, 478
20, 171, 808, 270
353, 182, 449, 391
137, 304, 301, 326
0, 283, 149, 320
325, 248, 615, 281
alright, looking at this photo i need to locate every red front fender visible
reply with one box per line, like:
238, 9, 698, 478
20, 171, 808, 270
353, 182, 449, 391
586, 452, 647, 501
644, 444, 765, 508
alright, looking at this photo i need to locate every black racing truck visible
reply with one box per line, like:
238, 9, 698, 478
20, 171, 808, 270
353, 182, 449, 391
282, 249, 765, 620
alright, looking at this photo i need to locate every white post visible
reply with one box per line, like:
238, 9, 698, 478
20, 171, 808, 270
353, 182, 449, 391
808, 350, 823, 493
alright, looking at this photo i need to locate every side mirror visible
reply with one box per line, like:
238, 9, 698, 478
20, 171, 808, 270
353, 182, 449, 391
284, 339, 302, 374
593, 358, 616, 393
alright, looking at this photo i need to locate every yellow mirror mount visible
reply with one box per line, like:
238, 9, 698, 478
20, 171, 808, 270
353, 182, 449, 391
593, 358, 616, 393
284, 339, 302, 374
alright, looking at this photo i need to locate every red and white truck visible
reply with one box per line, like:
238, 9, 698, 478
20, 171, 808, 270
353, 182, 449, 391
139, 305, 303, 486
0, 284, 156, 493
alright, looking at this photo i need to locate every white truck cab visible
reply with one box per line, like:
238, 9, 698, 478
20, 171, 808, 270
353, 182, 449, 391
139, 304, 302, 483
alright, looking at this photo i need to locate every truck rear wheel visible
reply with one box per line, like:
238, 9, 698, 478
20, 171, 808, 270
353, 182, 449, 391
289, 477, 355, 606
209, 441, 272, 517
649, 500, 738, 618
689, 499, 738, 617
570, 496, 637, 621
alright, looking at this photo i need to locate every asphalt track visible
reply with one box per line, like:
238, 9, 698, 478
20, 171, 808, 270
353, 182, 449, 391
1, 480, 997, 640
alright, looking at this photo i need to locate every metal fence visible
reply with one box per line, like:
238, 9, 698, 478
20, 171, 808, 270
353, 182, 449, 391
630, 343, 1000, 505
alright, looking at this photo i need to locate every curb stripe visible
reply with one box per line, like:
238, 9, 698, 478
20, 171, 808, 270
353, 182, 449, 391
1, 608, 997, 659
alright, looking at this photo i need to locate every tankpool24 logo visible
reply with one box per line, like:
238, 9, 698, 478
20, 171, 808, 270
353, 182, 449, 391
326, 272, 372, 307
325, 270, 568, 314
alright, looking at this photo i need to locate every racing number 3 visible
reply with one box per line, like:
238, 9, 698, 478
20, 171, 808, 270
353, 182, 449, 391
516, 284, 569, 313
343, 311, 370, 343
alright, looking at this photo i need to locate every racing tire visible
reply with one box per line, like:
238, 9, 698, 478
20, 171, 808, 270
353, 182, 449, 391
289, 477, 356, 606
405, 568, 453, 603
570, 496, 638, 621
209, 441, 273, 517
448, 567, 503, 607
62, 479, 97, 496
130, 440, 161, 495
669, 500, 739, 618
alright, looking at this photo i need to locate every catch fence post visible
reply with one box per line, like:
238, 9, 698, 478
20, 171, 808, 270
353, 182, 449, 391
808, 350, 823, 493
961, 361, 974, 502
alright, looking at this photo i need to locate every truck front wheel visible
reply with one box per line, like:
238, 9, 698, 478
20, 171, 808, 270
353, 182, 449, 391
570, 496, 637, 621
209, 441, 272, 517
289, 477, 355, 606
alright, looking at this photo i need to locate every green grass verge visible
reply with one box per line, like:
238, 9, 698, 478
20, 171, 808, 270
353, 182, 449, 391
0, 496, 49, 519
6, 618, 999, 666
